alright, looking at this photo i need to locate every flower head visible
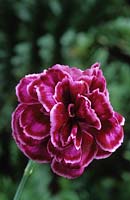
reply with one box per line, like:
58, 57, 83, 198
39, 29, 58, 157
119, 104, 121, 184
12, 63, 125, 179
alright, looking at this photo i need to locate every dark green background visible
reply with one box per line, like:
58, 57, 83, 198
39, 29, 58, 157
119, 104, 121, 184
0, 0, 130, 199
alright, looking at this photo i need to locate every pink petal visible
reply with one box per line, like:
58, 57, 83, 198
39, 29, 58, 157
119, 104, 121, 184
52, 64, 83, 80
48, 140, 81, 164
82, 63, 106, 93
77, 95, 101, 130
51, 159, 84, 179
50, 102, 68, 147
16, 74, 39, 103
68, 67, 83, 80
89, 89, 113, 120
27, 78, 41, 99
54, 78, 88, 104
27, 70, 49, 100
59, 122, 72, 146
20, 104, 50, 140
12, 104, 40, 146
91, 62, 101, 68
71, 124, 78, 139
70, 80, 89, 99
37, 68, 69, 112
95, 118, 124, 152
114, 112, 125, 126
81, 132, 97, 167
95, 145, 112, 159
22, 138, 51, 163
83, 62, 100, 76
78, 75, 93, 87
72, 127, 82, 150
90, 76, 106, 93
12, 104, 51, 162
54, 78, 71, 105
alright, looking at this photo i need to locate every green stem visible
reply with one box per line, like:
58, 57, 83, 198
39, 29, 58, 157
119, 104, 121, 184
13, 160, 34, 200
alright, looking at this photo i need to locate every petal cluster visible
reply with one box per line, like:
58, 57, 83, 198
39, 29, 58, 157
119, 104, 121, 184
12, 63, 125, 179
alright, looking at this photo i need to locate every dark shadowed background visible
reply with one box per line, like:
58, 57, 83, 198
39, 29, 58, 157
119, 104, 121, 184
0, 0, 130, 199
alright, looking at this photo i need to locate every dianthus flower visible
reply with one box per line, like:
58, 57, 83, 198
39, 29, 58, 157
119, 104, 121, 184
12, 63, 125, 179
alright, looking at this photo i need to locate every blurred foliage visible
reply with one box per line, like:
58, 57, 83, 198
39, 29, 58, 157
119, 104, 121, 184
0, 0, 130, 199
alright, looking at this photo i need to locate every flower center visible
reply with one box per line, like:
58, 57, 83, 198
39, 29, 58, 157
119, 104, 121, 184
68, 103, 75, 117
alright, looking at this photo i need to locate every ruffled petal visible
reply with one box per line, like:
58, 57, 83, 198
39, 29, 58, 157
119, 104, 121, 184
20, 104, 50, 140
12, 104, 40, 146
48, 140, 81, 164
114, 112, 125, 126
89, 89, 113, 120
22, 138, 51, 163
12, 104, 51, 162
77, 95, 101, 130
70, 80, 89, 99
82, 63, 106, 93
83, 63, 100, 76
16, 74, 39, 103
73, 129, 82, 150
95, 118, 124, 152
90, 76, 106, 93
51, 159, 84, 179
71, 124, 78, 139
37, 68, 69, 112
59, 122, 72, 146
54, 78, 71, 105
67, 67, 83, 80
27, 78, 41, 99
95, 145, 112, 159
50, 102, 68, 147
52, 64, 83, 80
81, 132, 97, 167
54, 78, 88, 105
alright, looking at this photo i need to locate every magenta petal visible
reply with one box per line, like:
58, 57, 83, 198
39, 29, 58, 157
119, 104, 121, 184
78, 75, 93, 88
95, 145, 112, 159
83, 62, 100, 76
48, 141, 81, 164
71, 124, 78, 139
50, 102, 68, 147
96, 118, 124, 152
77, 95, 101, 130
51, 159, 84, 179
12, 104, 51, 162
59, 122, 72, 146
54, 78, 71, 104
37, 85, 56, 112
67, 67, 83, 80
73, 129, 82, 150
12, 104, 40, 146
91, 62, 101, 69
27, 78, 41, 99
114, 112, 125, 126
37, 68, 68, 112
20, 104, 50, 139
90, 76, 106, 93
70, 80, 89, 99
83, 63, 106, 93
52, 64, 83, 80
81, 132, 97, 167
89, 89, 113, 120
16, 74, 39, 103
63, 144, 81, 164
22, 138, 51, 163
54, 78, 88, 104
